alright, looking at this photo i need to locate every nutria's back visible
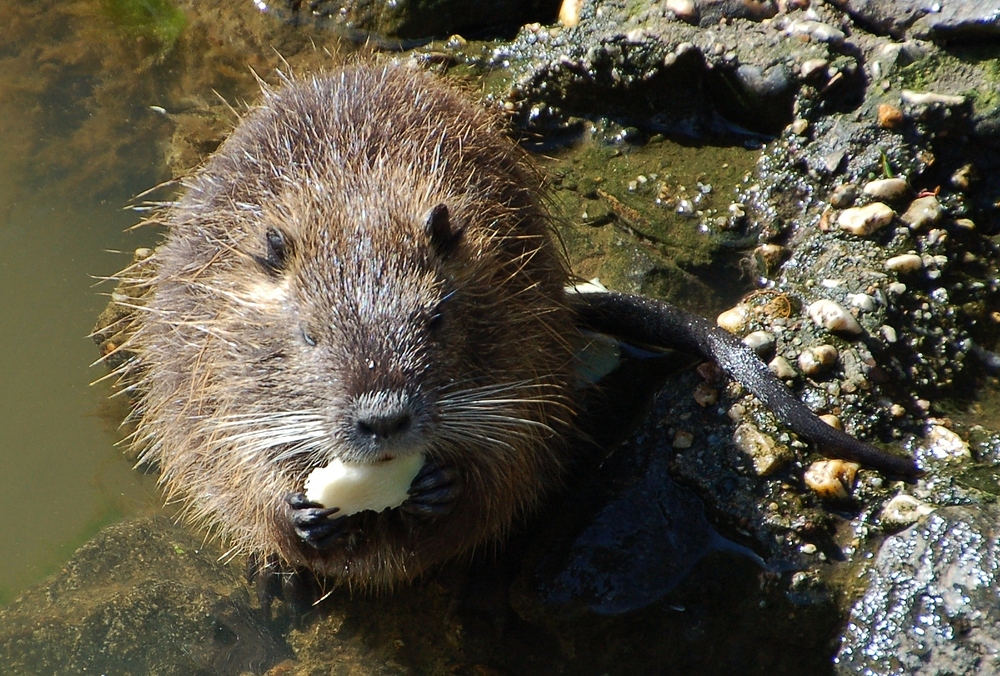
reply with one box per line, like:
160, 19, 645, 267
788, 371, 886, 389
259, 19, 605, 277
119, 63, 579, 589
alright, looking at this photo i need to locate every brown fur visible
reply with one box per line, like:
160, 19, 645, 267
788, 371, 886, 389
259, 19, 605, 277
115, 63, 579, 589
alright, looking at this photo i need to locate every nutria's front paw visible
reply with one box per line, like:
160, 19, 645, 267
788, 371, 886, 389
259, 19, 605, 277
401, 460, 463, 518
286, 492, 347, 550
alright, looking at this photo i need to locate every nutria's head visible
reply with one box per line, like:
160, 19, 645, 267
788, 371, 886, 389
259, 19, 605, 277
119, 64, 578, 588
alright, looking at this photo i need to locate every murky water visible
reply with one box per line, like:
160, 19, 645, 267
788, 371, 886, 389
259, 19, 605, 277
0, 165, 162, 603
0, 0, 345, 603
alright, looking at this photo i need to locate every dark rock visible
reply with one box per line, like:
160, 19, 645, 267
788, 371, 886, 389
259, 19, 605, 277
274, 0, 561, 40
0, 517, 289, 676
690, 0, 779, 27
829, 0, 1000, 40
836, 505, 1000, 675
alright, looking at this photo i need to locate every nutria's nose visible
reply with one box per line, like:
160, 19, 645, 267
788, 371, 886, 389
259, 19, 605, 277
355, 410, 413, 441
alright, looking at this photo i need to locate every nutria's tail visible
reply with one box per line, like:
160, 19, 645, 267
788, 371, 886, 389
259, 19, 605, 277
571, 291, 921, 478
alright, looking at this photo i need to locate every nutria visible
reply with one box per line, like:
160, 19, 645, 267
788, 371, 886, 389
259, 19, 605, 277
105, 62, 917, 595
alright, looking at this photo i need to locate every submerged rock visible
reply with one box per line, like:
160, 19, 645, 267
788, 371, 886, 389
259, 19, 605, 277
0, 518, 289, 676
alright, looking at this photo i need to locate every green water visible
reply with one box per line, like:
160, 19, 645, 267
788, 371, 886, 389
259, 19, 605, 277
0, 167, 162, 603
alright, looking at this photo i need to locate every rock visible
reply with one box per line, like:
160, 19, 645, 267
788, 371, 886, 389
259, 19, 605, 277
798, 344, 839, 377
743, 330, 776, 357
900, 195, 943, 229
752, 243, 790, 276
885, 253, 924, 272
901, 89, 966, 107
863, 177, 910, 202
733, 423, 792, 476
819, 413, 842, 430
846, 293, 876, 312
559, 0, 583, 27
717, 304, 749, 333
803, 459, 859, 501
799, 58, 829, 80
665, 0, 698, 24
877, 103, 905, 129
879, 494, 935, 531
831, 0, 1000, 40
920, 424, 972, 463
768, 355, 798, 380
784, 19, 846, 45
837, 505, 1000, 675
837, 202, 895, 236
829, 183, 859, 209
0, 518, 288, 676
807, 299, 864, 335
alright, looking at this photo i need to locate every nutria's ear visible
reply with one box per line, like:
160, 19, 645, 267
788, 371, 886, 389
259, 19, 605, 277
424, 203, 464, 258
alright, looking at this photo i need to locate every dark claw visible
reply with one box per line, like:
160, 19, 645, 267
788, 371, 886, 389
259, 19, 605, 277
247, 551, 325, 622
285, 492, 347, 550
402, 460, 462, 518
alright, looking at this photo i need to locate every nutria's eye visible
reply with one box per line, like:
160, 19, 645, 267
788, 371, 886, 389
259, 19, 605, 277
427, 290, 455, 333
424, 203, 464, 258
427, 308, 444, 333
300, 325, 317, 346
256, 227, 291, 273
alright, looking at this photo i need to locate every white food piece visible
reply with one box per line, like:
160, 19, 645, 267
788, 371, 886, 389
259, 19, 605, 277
304, 453, 425, 516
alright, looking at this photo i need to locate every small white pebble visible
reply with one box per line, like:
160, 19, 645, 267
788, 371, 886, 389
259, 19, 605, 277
798, 344, 839, 376
846, 293, 876, 312
862, 178, 910, 202
901, 90, 965, 107
901, 195, 943, 230
838, 203, 895, 236
923, 424, 971, 462
881, 494, 935, 529
807, 299, 863, 335
768, 356, 798, 380
717, 305, 749, 333
885, 253, 924, 273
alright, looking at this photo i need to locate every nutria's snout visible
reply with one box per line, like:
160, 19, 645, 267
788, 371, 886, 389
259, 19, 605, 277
342, 389, 432, 461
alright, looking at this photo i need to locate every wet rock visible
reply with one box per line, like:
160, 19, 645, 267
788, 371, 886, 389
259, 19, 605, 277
717, 304, 749, 333
862, 177, 910, 202
829, 183, 859, 209
769, 355, 798, 380
275, 0, 561, 40
804, 459, 859, 501
900, 194, 943, 229
733, 422, 792, 475
829, 0, 1000, 40
807, 299, 864, 336
743, 330, 776, 357
885, 253, 924, 273
919, 424, 972, 464
798, 344, 839, 377
837, 202, 895, 236
0, 517, 288, 676
879, 494, 935, 531
837, 505, 1000, 675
